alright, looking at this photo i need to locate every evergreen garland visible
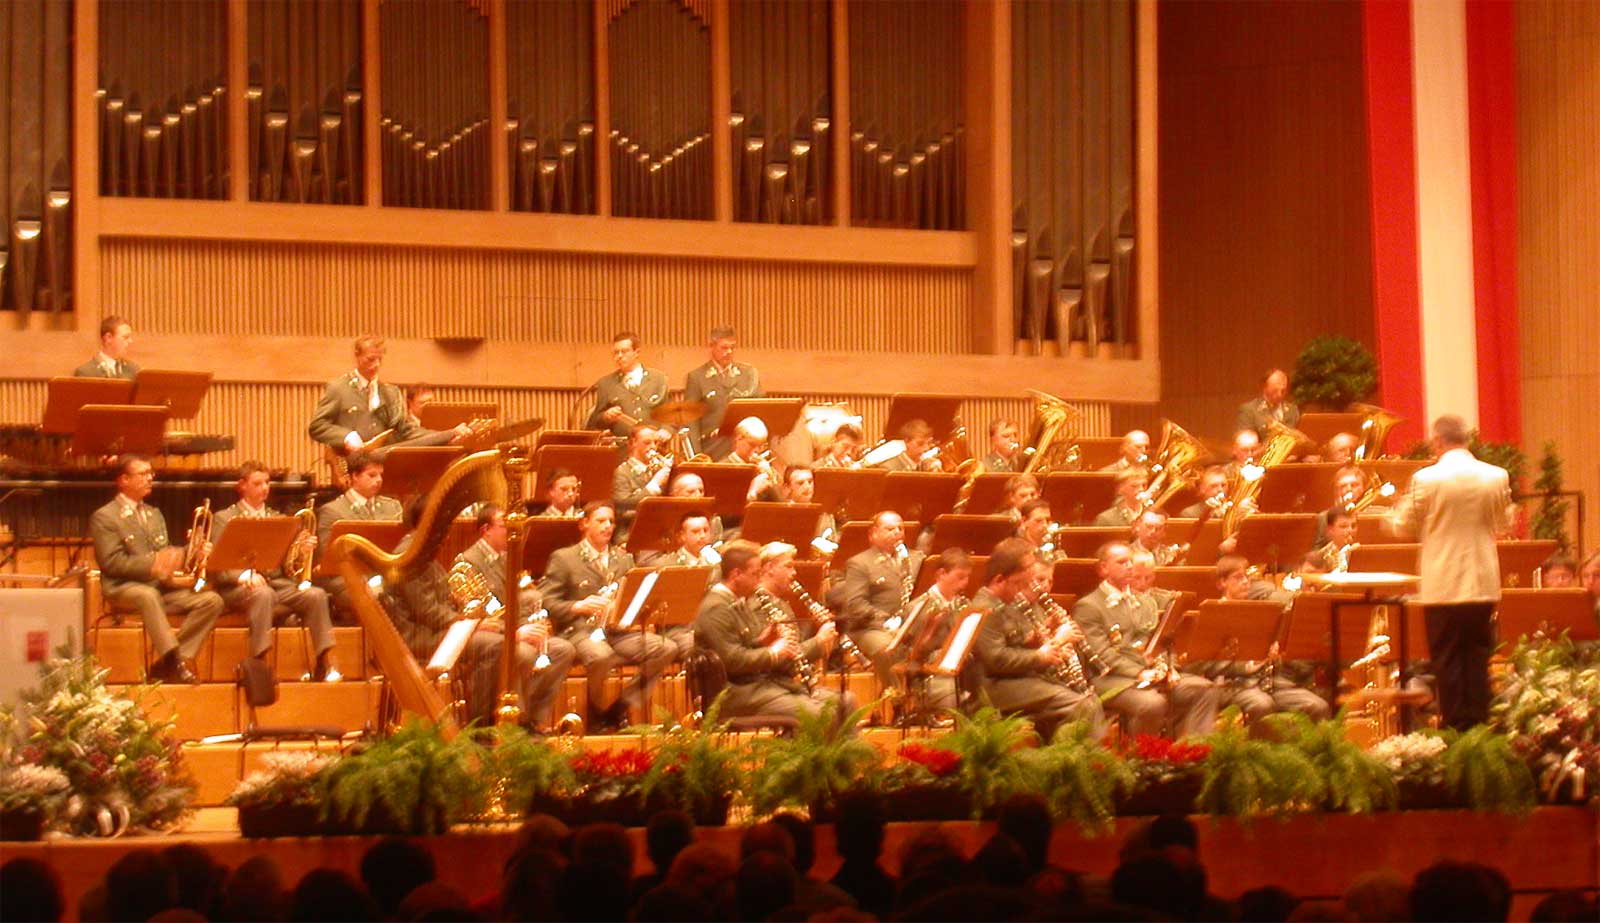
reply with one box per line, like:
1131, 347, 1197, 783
1529, 441, 1572, 551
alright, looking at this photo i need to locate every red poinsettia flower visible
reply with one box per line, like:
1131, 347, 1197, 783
898, 742, 961, 777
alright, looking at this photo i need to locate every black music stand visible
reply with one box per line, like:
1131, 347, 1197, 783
913, 554, 988, 596
1257, 463, 1340, 514
812, 467, 887, 524
41, 377, 135, 434
962, 472, 1015, 515
382, 447, 466, 502
1302, 572, 1419, 712
1153, 566, 1224, 602
1051, 558, 1101, 596
1366, 459, 1427, 491
534, 445, 620, 507
1348, 544, 1420, 576
1074, 437, 1128, 471
930, 607, 989, 713
1281, 591, 1377, 702
739, 502, 824, 556
1232, 514, 1320, 574
1494, 588, 1599, 644
883, 394, 965, 442
71, 405, 169, 457
831, 521, 919, 568
626, 496, 717, 557
420, 401, 498, 430
671, 463, 757, 521
208, 516, 301, 583
928, 514, 1015, 555
1040, 472, 1118, 525
519, 519, 584, 580
882, 471, 963, 523
131, 370, 212, 420
611, 565, 714, 721
1166, 517, 1224, 563
1498, 540, 1560, 588
716, 398, 804, 440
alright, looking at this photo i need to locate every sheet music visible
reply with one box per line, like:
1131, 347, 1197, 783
939, 613, 982, 673
617, 570, 661, 629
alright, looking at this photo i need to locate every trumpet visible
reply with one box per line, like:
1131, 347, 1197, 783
166, 499, 213, 591
282, 495, 318, 590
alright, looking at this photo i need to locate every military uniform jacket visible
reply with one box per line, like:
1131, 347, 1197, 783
684, 361, 763, 449
586, 367, 669, 438
74, 356, 140, 380
455, 539, 542, 615
841, 546, 919, 632
210, 500, 292, 586
1098, 458, 1134, 473
379, 543, 458, 662
612, 457, 657, 507
1236, 397, 1301, 438
90, 497, 173, 594
315, 491, 403, 549
538, 542, 635, 637
972, 587, 1048, 678
1091, 503, 1140, 528
980, 452, 1017, 474
308, 371, 442, 448
1130, 539, 1178, 567
876, 453, 919, 472
696, 586, 816, 692
1074, 584, 1159, 679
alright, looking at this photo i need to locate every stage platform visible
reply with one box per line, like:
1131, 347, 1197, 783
2, 807, 1593, 920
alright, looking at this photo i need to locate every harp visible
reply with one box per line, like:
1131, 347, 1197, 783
329, 448, 515, 735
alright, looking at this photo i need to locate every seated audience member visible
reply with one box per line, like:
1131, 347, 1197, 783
1582, 552, 1600, 618
629, 810, 694, 901
161, 843, 223, 917
498, 846, 566, 922
996, 794, 1056, 879
218, 856, 288, 923
1410, 860, 1511, 923
361, 837, 437, 919
771, 812, 856, 912
1236, 885, 1299, 922
665, 844, 739, 907
290, 869, 380, 922
1, 858, 65, 923
1341, 870, 1411, 923
971, 833, 1033, 888
737, 853, 799, 922
105, 849, 179, 923
1539, 552, 1578, 588
559, 823, 636, 922
831, 791, 897, 919
1111, 848, 1210, 921
630, 883, 715, 922
1529, 889, 1600, 923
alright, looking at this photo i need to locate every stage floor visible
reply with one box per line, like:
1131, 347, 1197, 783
2, 807, 1594, 921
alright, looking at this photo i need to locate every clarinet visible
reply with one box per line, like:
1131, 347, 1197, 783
757, 589, 816, 694
790, 580, 863, 662
1028, 582, 1092, 692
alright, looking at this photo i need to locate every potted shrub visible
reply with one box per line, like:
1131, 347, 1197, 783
0, 765, 70, 841
1267, 711, 1396, 813
1440, 726, 1536, 814
1371, 732, 1455, 810
1290, 335, 1378, 410
637, 695, 742, 826
876, 742, 970, 822
1193, 709, 1324, 819
227, 751, 339, 838
1117, 734, 1210, 816
1024, 723, 1134, 834
933, 706, 1038, 819
323, 719, 489, 835
750, 700, 880, 819
567, 747, 657, 826
475, 725, 580, 819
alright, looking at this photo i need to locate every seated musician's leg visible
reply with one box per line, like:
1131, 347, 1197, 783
317, 576, 356, 624
660, 625, 695, 662
607, 630, 674, 711
1168, 675, 1223, 738
277, 582, 338, 678
1223, 685, 1277, 726
846, 627, 898, 695
1270, 684, 1331, 721
109, 583, 179, 662
221, 583, 276, 659
162, 587, 224, 660
571, 632, 619, 719
1095, 679, 1168, 737
519, 636, 577, 729
460, 633, 504, 725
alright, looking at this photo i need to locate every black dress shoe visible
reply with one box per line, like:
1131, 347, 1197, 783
147, 651, 198, 685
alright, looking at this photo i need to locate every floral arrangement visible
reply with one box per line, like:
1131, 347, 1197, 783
0, 764, 71, 814
897, 741, 961, 777
1494, 639, 1600, 804
225, 751, 338, 810
1370, 732, 1448, 788
0, 653, 195, 836
1121, 733, 1212, 787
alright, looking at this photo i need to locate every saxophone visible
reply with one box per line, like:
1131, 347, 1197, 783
1027, 581, 1091, 692
790, 580, 862, 664
756, 589, 816, 694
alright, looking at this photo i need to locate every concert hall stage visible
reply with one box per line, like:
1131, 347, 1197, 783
3, 807, 1593, 919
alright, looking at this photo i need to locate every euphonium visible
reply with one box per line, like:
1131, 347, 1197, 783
1022, 389, 1083, 474
1221, 429, 1299, 539
1141, 420, 1207, 512
282, 495, 319, 590
167, 499, 213, 591
1350, 403, 1403, 461
1342, 471, 1397, 514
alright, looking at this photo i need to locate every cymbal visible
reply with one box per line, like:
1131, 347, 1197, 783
651, 400, 708, 426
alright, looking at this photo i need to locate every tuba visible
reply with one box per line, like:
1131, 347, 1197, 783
1021, 389, 1083, 474
166, 500, 213, 591
1220, 429, 1300, 539
1141, 420, 1207, 512
1350, 403, 1403, 462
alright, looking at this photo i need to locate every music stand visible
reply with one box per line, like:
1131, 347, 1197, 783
131, 370, 213, 420
1354, 515, 1390, 544
1073, 437, 1127, 470
1167, 518, 1224, 563
883, 393, 964, 442
1366, 459, 1427, 491
610, 566, 713, 632
1348, 544, 1419, 576
625, 496, 717, 556
1302, 572, 1419, 708
928, 514, 1015, 555
519, 518, 583, 579
1298, 412, 1366, 448
1232, 514, 1320, 573
831, 520, 919, 568
882, 472, 963, 523
534, 445, 619, 506
930, 607, 988, 676
1153, 566, 1224, 602
41, 377, 135, 434
1494, 588, 1598, 644
716, 398, 804, 440
420, 401, 497, 430
71, 405, 169, 457
1040, 472, 1118, 525
317, 521, 408, 575
1051, 558, 1101, 596
812, 467, 887, 524
207, 516, 301, 581
1498, 540, 1560, 588
962, 473, 1015, 514
913, 554, 988, 596
382, 447, 466, 501
1184, 600, 1286, 664
671, 463, 757, 521
739, 502, 824, 555
1257, 463, 1339, 513
537, 429, 607, 449
1053, 526, 1131, 559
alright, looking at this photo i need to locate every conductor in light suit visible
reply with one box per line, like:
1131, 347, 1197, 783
1387, 415, 1513, 730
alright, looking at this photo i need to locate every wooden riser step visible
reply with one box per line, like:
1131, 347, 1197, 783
114, 679, 382, 741
88, 625, 369, 684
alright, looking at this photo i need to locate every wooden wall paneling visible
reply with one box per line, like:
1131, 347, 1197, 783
504, 0, 596, 214
1156, 0, 1374, 442
361, 0, 382, 207
827, 0, 849, 226
1516, 0, 1600, 553
72, 0, 101, 333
